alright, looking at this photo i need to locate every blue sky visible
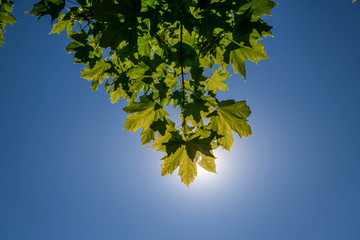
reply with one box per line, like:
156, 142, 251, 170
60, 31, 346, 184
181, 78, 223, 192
1, 1, 360, 239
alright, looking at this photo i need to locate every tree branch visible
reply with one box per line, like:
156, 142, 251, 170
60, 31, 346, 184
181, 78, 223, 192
180, 23, 185, 108
180, 21, 186, 133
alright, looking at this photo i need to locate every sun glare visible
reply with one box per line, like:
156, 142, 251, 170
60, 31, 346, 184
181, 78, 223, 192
196, 155, 217, 181
197, 164, 212, 177
193, 148, 242, 187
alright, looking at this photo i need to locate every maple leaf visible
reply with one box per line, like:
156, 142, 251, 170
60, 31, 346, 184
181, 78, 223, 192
185, 135, 214, 160
216, 127, 234, 151
208, 100, 252, 150
238, 0, 278, 19
178, 146, 198, 186
204, 68, 230, 94
50, 14, 73, 35
233, 9, 273, 46
225, 34, 268, 79
161, 147, 182, 176
27, 0, 65, 22
161, 145, 197, 186
91, 0, 141, 49
80, 60, 111, 90
197, 152, 217, 173
182, 97, 209, 125
157, 130, 216, 185
123, 97, 172, 145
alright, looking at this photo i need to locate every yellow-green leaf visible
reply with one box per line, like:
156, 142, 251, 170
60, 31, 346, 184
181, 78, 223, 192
141, 126, 155, 145
110, 87, 127, 103
161, 147, 182, 176
229, 39, 268, 78
80, 60, 111, 82
197, 153, 217, 173
50, 14, 73, 35
177, 146, 197, 186
204, 68, 230, 94
123, 98, 170, 145
123, 102, 156, 132
27, 0, 65, 22
216, 127, 234, 151
208, 100, 252, 150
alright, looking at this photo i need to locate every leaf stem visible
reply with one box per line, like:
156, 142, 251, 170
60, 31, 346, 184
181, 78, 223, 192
180, 22, 186, 132
180, 23, 185, 107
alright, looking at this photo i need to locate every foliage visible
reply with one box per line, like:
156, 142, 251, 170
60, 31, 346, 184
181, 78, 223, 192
0, 0, 16, 46
2, 0, 277, 186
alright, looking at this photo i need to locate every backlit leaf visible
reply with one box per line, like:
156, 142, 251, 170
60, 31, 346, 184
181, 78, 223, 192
226, 34, 268, 78
27, 0, 65, 22
197, 153, 217, 173
50, 14, 73, 34
177, 146, 197, 186
204, 68, 230, 94
208, 100, 252, 150
80, 60, 111, 90
123, 97, 171, 145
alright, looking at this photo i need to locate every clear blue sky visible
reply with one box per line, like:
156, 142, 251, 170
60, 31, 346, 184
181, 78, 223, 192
1, 1, 360, 239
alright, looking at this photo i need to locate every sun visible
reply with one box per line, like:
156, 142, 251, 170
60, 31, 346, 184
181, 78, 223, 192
196, 155, 217, 179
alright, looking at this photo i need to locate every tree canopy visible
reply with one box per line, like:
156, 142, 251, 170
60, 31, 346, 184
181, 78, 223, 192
0, 0, 279, 186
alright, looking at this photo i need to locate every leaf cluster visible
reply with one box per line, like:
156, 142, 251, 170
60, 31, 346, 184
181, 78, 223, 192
4, 0, 276, 186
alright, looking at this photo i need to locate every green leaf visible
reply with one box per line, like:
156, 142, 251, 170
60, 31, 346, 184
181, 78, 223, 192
27, 0, 65, 22
238, 0, 277, 19
161, 147, 182, 176
127, 62, 150, 80
198, 10, 230, 39
123, 97, 171, 145
163, 131, 185, 156
182, 98, 209, 125
185, 136, 214, 160
216, 127, 234, 151
152, 131, 174, 152
91, 0, 141, 49
80, 60, 111, 89
197, 153, 217, 173
208, 100, 252, 150
233, 9, 273, 46
226, 33, 268, 78
140, 126, 155, 145
100, 21, 136, 49
141, 0, 157, 11
109, 87, 128, 103
0, 8, 16, 26
162, 132, 214, 163
250, 0, 278, 17
0, 0, 17, 46
50, 14, 73, 34
177, 145, 197, 186
123, 100, 156, 132
173, 42, 197, 68
204, 68, 230, 94
138, 34, 152, 57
